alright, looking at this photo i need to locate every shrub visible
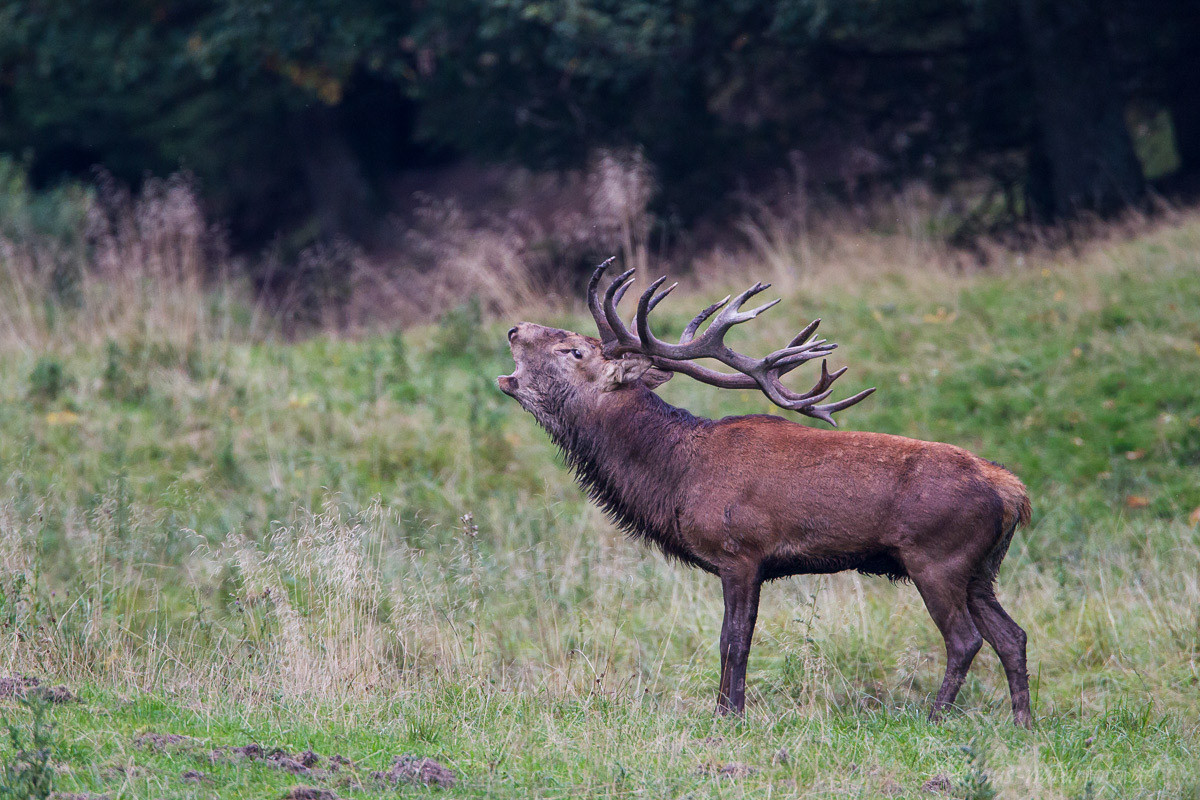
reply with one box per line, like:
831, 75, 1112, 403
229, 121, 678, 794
0, 697, 57, 800
26, 357, 70, 405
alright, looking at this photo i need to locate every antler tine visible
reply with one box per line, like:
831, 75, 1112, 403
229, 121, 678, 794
634, 353, 873, 425
743, 297, 783, 320
611, 276, 635, 308
634, 277, 671, 352
633, 279, 780, 360
587, 257, 618, 344
797, 386, 878, 426
819, 361, 849, 387
760, 376, 836, 410
691, 283, 780, 353
680, 295, 731, 343
646, 280, 678, 313
604, 268, 636, 307
712, 282, 777, 327
788, 318, 821, 348
763, 339, 834, 370
808, 387, 878, 424
774, 360, 844, 403
600, 267, 641, 353
673, 282, 782, 349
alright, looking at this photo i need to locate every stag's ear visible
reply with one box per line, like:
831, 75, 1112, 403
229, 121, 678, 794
604, 354, 673, 390
640, 366, 674, 389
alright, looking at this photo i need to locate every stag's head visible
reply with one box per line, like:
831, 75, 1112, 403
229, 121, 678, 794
498, 322, 672, 419
498, 258, 875, 426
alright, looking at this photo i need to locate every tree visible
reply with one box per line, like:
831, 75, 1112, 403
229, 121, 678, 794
1017, 0, 1144, 218
1162, 0, 1200, 177
4, 0, 1193, 247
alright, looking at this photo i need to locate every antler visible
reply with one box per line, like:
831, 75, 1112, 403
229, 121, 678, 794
587, 260, 875, 426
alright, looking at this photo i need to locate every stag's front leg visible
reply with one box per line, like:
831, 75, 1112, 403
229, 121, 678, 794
716, 570, 762, 715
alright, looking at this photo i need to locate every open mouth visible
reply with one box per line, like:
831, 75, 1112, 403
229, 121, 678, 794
498, 331, 520, 396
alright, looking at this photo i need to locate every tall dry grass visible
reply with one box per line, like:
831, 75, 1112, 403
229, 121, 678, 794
342, 148, 662, 328
0, 174, 261, 354
226, 500, 391, 696
586, 148, 657, 275
1, 148, 1180, 350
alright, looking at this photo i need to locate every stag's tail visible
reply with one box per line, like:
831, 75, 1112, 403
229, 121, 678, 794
979, 462, 1032, 582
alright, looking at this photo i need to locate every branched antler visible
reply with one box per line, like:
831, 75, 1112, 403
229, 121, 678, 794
587, 259, 875, 425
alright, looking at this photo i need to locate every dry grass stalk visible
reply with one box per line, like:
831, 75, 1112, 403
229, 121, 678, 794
228, 500, 389, 697
0, 174, 258, 354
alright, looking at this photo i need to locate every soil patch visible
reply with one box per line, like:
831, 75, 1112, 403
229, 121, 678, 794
697, 761, 755, 779
210, 743, 337, 778
921, 773, 954, 793
327, 754, 354, 772
0, 675, 40, 698
372, 755, 457, 788
135, 732, 199, 752
282, 788, 341, 800
0, 675, 76, 703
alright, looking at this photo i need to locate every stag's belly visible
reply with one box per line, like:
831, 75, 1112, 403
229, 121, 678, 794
678, 479, 902, 577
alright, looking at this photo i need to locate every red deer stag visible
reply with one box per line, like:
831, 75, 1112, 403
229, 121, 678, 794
497, 259, 1033, 726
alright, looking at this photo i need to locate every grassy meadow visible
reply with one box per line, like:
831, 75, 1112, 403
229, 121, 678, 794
1, 211, 1199, 798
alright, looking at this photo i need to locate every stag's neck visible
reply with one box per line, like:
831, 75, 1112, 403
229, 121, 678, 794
545, 386, 714, 571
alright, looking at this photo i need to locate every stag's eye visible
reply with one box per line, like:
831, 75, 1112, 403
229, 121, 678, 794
571, 349, 583, 359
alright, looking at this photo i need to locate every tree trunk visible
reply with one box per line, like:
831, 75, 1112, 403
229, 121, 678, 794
1166, 0, 1200, 175
291, 103, 373, 240
1019, 0, 1145, 220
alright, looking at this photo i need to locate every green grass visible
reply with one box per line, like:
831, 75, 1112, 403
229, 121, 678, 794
2, 219, 1200, 798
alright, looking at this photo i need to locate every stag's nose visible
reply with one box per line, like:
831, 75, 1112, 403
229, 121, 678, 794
510, 322, 539, 342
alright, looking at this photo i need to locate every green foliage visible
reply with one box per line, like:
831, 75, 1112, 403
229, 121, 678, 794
959, 739, 997, 800
26, 356, 70, 405
0, 570, 37, 633
99, 339, 148, 403
434, 296, 486, 359
215, 427, 242, 485
387, 330, 416, 403
0, 698, 57, 800
0, 156, 91, 245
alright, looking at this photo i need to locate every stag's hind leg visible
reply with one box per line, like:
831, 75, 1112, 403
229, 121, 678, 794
967, 580, 1032, 727
909, 566, 982, 721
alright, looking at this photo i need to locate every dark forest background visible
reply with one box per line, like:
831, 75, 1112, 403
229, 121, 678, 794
2, 0, 1198, 260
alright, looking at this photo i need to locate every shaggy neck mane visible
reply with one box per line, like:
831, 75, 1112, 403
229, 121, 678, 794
539, 385, 714, 571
